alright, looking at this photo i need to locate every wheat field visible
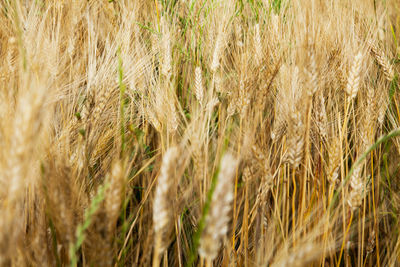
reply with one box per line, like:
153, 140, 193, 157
0, 0, 399, 266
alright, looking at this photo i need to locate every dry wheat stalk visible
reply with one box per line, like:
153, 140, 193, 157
199, 153, 238, 261
362, 85, 376, 148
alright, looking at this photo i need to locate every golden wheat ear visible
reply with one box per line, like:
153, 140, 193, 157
368, 40, 395, 82
285, 111, 305, 169
345, 52, 363, 100
195, 66, 204, 106
199, 153, 238, 263
153, 146, 180, 266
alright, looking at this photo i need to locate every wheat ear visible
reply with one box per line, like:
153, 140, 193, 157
210, 30, 222, 73
327, 136, 341, 185
368, 40, 395, 82
315, 91, 328, 141
161, 17, 172, 80
306, 49, 318, 96
286, 111, 305, 168
105, 161, 124, 233
153, 147, 180, 266
199, 153, 238, 261
347, 164, 364, 210
195, 66, 204, 106
254, 24, 263, 65
345, 52, 363, 99
238, 79, 250, 118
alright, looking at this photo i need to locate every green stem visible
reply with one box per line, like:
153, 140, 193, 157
118, 48, 126, 156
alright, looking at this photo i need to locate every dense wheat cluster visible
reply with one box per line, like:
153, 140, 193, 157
1, 0, 400, 266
